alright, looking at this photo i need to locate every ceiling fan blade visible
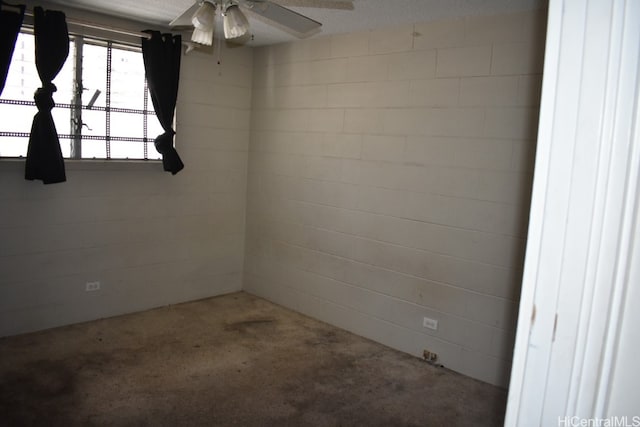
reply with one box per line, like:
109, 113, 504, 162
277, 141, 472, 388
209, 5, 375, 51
226, 32, 252, 45
244, 1, 321, 36
169, 2, 201, 27
271, 0, 353, 10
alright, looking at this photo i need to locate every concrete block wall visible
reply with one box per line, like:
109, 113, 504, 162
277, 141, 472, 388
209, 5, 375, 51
244, 10, 546, 387
0, 44, 253, 336
0, 6, 546, 388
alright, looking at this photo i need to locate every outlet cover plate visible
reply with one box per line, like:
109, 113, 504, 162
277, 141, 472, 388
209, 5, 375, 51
86, 281, 101, 292
423, 316, 438, 330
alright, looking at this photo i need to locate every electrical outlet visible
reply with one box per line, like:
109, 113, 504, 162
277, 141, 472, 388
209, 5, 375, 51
85, 281, 101, 292
423, 350, 438, 363
423, 316, 438, 330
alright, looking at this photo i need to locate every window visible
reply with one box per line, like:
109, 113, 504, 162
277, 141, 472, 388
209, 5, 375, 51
0, 30, 163, 160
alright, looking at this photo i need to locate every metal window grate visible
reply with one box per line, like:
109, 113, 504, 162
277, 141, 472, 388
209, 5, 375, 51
0, 32, 161, 161
105, 41, 112, 159
0, 99, 155, 115
0, 131, 148, 143
143, 79, 149, 159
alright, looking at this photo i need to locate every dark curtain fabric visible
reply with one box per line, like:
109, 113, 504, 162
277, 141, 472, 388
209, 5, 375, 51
24, 7, 69, 184
141, 30, 184, 175
0, 2, 25, 95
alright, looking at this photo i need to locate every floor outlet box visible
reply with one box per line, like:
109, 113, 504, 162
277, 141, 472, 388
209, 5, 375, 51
423, 350, 438, 363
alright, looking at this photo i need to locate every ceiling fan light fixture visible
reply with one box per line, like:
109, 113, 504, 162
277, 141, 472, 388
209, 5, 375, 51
190, 1, 216, 46
191, 26, 214, 45
191, 1, 216, 30
223, 4, 250, 40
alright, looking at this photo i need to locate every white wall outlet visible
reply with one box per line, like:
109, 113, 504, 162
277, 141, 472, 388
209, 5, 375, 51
85, 281, 101, 292
423, 316, 438, 330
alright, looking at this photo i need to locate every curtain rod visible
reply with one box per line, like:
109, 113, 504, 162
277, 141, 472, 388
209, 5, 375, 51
23, 9, 153, 39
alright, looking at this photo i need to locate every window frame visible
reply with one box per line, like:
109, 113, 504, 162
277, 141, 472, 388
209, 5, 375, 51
0, 27, 162, 162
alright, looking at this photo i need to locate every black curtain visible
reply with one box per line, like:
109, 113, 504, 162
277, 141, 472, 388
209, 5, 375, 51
24, 7, 69, 184
0, 1, 25, 95
141, 31, 184, 175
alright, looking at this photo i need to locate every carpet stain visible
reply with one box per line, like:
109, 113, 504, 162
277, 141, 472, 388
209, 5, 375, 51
224, 318, 276, 332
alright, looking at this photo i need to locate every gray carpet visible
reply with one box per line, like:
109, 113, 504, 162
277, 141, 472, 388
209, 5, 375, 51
0, 292, 507, 426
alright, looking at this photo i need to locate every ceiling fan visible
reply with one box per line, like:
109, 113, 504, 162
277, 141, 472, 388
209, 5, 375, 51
169, 0, 353, 47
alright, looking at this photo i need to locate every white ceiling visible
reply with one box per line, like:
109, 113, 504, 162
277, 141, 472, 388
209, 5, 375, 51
43, 0, 546, 46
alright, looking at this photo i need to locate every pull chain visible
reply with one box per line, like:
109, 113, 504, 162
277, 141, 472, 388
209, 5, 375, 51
217, 32, 222, 65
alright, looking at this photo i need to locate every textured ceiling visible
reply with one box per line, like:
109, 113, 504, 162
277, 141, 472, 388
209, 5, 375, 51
41, 0, 546, 46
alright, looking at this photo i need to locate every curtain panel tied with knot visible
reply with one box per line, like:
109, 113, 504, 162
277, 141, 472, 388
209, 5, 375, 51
24, 7, 69, 184
141, 31, 184, 175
